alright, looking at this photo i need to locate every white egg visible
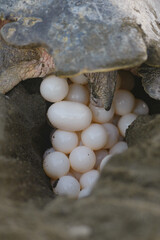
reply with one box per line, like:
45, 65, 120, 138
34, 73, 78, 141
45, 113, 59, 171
47, 101, 92, 131
133, 99, 149, 115
94, 149, 108, 169
81, 124, 108, 150
43, 147, 55, 159
118, 113, 137, 137
51, 129, 78, 154
80, 170, 100, 189
43, 151, 70, 179
69, 146, 96, 173
89, 103, 114, 123
54, 176, 80, 198
70, 74, 88, 85
99, 154, 112, 171
40, 75, 69, 102
118, 71, 135, 91
103, 123, 119, 149
114, 90, 135, 116
65, 83, 89, 105
78, 188, 91, 199
109, 141, 128, 155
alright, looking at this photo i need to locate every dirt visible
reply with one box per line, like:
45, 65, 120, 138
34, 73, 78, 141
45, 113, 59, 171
0, 79, 160, 240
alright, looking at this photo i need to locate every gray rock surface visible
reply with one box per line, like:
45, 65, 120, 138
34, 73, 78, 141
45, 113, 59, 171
0, 82, 160, 240
1, 1, 160, 101
1, 0, 160, 75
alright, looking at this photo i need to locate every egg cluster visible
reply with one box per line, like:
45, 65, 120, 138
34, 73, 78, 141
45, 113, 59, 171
40, 72, 149, 199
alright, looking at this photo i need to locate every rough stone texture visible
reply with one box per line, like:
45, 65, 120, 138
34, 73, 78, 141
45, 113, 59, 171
2, 0, 160, 75
0, 80, 160, 240
0, 33, 55, 93
0, 82, 53, 203
1, 1, 160, 101
138, 65, 160, 100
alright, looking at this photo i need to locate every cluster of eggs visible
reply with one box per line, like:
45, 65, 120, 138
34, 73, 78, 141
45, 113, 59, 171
40, 72, 149, 199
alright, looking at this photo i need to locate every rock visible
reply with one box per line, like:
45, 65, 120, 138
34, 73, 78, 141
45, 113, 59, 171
0, 80, 160, 239
0, 81, 53, 203
138, 65, 160, 100
1, 1, 160, 101
1, 0, 160, 76
0, 34, 54, 93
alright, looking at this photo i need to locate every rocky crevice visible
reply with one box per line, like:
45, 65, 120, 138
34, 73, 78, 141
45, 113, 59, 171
0, 79, 160, 239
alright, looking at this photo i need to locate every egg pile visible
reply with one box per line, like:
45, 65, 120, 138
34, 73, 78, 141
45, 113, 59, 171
40, 72, 149, 199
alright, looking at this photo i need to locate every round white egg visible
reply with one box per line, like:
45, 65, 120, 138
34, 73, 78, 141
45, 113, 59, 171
99, 154, 112, 171
70, 74, 88, 85
109, 141, 128, 155
94, 149, 108, 169
65, 83, 89, 105
81, 124, 108, 150
69, 146, 96, 173
103, 123, 119, 149
43, 151, 70, 179
80, 170, 100, 189
54, 176, 80, 198
51, 130, 78, 154
89, 103, 114, 123
47, 101, 92, 131
114, 89, 135, 116
40, 75, 69, 102
133, 99, 149, 115
118, 113, 137, 137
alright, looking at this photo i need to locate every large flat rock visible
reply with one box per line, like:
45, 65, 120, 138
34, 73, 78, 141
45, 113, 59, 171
2, 0, 160, 75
